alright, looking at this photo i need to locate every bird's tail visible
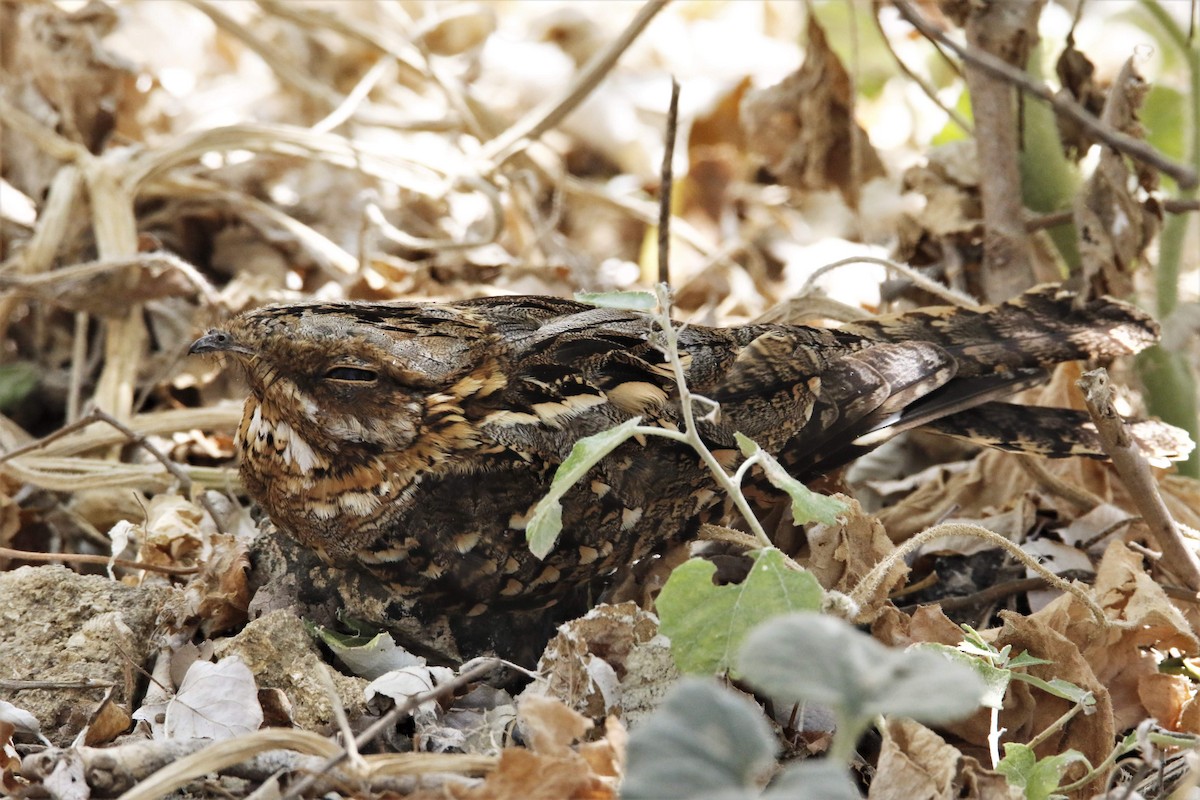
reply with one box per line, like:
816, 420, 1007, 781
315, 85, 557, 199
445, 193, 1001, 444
840, 285, 1160, 378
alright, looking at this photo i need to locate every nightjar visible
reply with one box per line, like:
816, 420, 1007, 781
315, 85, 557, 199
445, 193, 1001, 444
190, 286, 1191, 613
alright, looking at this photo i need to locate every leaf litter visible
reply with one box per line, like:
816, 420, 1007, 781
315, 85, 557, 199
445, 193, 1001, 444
1, 1, 1199, 798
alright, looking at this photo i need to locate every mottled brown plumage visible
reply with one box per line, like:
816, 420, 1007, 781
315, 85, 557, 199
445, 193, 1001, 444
190, 285, 1191, 612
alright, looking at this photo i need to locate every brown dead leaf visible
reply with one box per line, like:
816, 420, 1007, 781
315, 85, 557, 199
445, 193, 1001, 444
519, 694, 593, 759
579, 715, 626, 779
0, 720, 22, 798
529, 602, 661, 722
134, 494, 207, 567
741, 15, 885, 207
872, 717, 1022, 799
806, 494, 907, 618
958, 756, 1024, 800
873, 604, 967, 649
450, 746, 615, 800
4, 1, 142, 198
1138, 672, 1192, 733
1177, 689, 1200, 735
451, 696, 619, 800
82, 692, 131, 746
870, 717, 959, 800
1074, 59, 1159, 299
1054, 39, 1106, 158
192, 531, 250, 637
1031, 540, 1198, 730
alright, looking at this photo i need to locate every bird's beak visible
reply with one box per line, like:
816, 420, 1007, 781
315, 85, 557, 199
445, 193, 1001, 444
189, 330, 252, 356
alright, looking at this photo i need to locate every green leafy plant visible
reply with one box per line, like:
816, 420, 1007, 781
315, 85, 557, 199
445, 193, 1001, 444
623, 613, 986, 798
0, 362, 38, 412
738, 613, 986, 765
621, 678, 863, 800
656, 548, 823, 675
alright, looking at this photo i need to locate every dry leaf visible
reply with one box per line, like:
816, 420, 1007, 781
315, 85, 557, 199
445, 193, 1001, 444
132, 656, 263, 741
870, 717, 961, 800
519, 694, 593, 758
741, 15, 885, 207
530, 602, 661, 722
806, 494, 907, 617
1032, 540, 1198, 730
1074, 59, 1159, 298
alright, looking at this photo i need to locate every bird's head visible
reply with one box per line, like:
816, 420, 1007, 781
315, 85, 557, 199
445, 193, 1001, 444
190, 302, 506, 456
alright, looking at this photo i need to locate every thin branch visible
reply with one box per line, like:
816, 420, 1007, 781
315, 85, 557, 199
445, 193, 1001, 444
893, 0, 1199, 189
658, 77, 681, 288
852, 521, 1108, 625
1077, 368, 1200, 592
872, 5, 973, 135
921, 576, 1050, 613
280, 659, 503, 800
477, 0, 669, 170
799, 255, 981, 308
1013, 454, 1106, 510
0, 547, 201, 576
0, 409, 229, 536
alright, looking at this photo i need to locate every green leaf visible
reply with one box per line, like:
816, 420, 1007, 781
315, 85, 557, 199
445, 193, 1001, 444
914, 643, 1010, 710
737, 613, 985, 726
310, 623, 423, 680
526, 417, 641, 559
574, 290, 657, 310
1010, 674, 1095, 707
0, 362, 39, 411
622, 678, 776, 800
996, 743, 1090, 800
1005, 651, 1053, 670
734, 433, 846, 525
657, 548, 823, 675
764, 761, 862, 800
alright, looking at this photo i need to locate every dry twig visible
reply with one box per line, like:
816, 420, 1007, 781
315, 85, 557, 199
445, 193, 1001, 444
1077, 368, 1200, 592
893, 0, 1199, 190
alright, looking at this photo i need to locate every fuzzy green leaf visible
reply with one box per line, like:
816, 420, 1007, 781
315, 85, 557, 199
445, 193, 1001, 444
622, 678, 776, 800
657, 548, 823, 675
996, 743, 1089, 800
738, 613, 985, 726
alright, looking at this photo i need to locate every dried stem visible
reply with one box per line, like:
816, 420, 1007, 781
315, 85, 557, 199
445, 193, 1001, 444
658, 77, 681, 288
1076, 368, 1200, 592
280, 659, 503, 800
0, 547, 200, 577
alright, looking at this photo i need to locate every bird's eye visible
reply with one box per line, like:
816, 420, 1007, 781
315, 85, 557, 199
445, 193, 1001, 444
324, 366, 378, 382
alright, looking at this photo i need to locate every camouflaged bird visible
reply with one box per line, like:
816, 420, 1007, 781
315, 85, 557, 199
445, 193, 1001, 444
190, 285, 1192, 613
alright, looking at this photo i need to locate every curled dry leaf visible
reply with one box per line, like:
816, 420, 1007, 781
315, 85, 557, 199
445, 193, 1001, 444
741, 15, 885, 207
1032, 540, 1198, 731
1074, 58, 1160, 299
528, 602, 662, 722
447, 695, 620, 800
873, 717, 1021, 800
805, 493, 907, 618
